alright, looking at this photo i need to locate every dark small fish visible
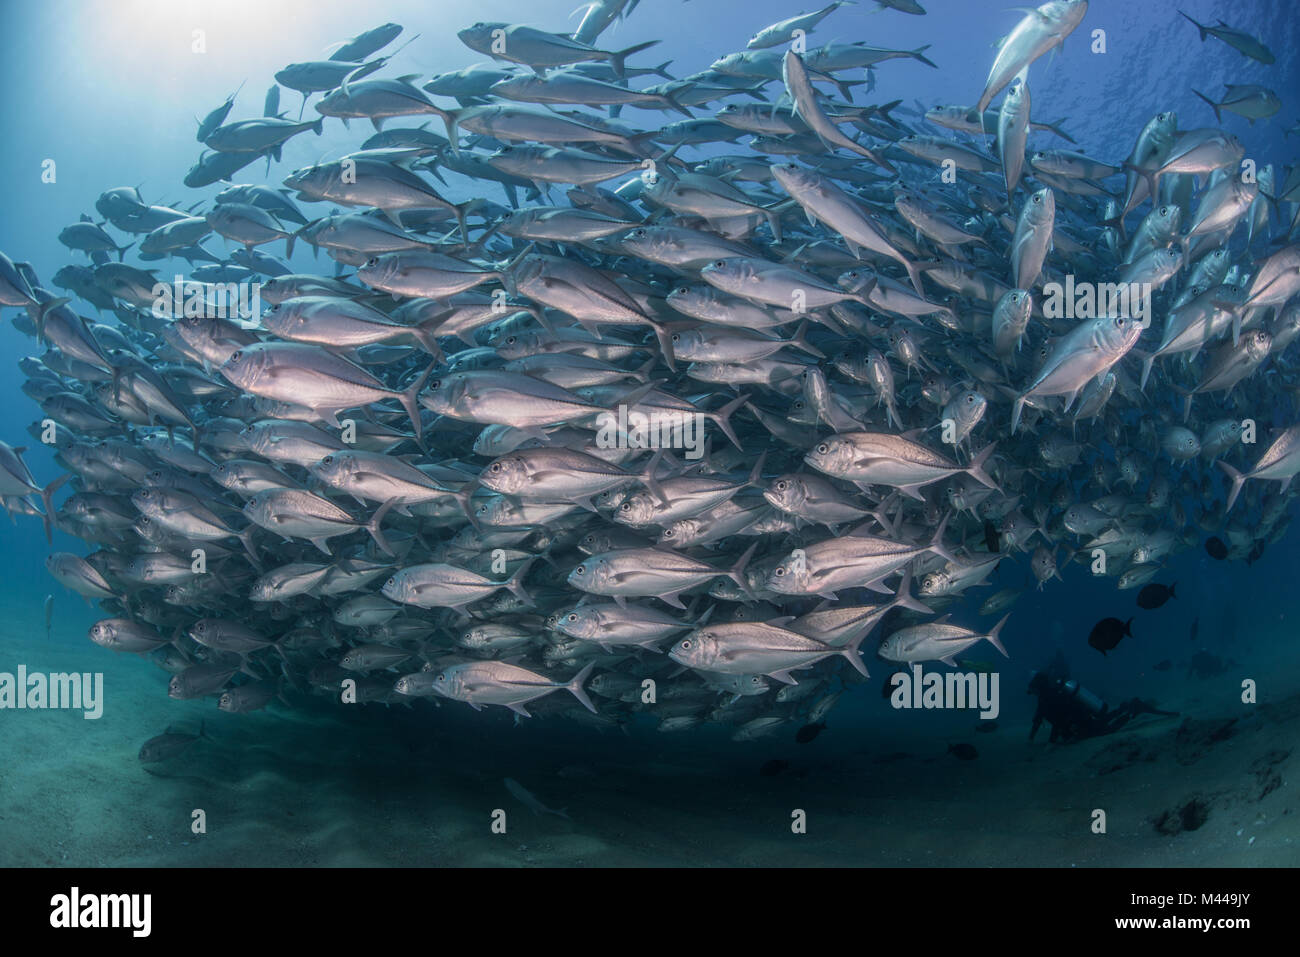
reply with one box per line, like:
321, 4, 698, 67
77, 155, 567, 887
1205, 537, 1228, 560
1088, 616, 1133, 655
795, 721, 826, 743
138, 722, 206, 763
1153, 659, 1173, 671
983, 520, 1000, 553
759, 759, 790, 777
974, 720, 998, 733
1190, 616, 1200, 642
947, 743, 978, 760
1136, 582, 1177, 609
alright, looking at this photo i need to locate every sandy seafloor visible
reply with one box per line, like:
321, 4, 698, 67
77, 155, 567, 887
1, 587, 1296, 869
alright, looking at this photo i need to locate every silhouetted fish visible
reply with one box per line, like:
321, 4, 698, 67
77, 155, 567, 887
1088, 617, 1133, 655
1136, 582, 1176, 609
795, 721, 826, 743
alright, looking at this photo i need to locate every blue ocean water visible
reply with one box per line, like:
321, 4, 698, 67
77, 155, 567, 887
0, 0, 1297, 867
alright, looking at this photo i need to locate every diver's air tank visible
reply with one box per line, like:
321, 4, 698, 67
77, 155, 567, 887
1063, 680, 1106, 715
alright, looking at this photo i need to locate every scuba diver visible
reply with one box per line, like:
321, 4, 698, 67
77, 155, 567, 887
1027, 651, 1178, 744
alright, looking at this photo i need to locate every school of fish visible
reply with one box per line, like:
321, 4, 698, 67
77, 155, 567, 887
2, 0, 1298, 741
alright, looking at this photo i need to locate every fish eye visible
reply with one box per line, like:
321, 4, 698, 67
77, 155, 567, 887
816, 443, 828, 454
620, 502, 631, 510
575, 565, 586, 575
230, 351, 241, 361
664, 528, 674, 537
322, 455, 333, 465
776, 480, 787, 490
680, 639, 691, 649
1032, 195, 1041, 204
490, 463, 501, 472
774, 566, 785, 576
430, 379, 441, 389
966, 395, 976, 404
712, 260, 725, 268
567, 613, 578, 622
385, 577, 395, 587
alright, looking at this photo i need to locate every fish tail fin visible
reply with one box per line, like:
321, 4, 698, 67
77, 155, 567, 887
849, 270, 878, 305
400, 362, 435, 447
566, 660, 598, 714
928, 511, 959, 566
967, 441, 999, 490
1179, 10, 1208, 41
639, 447, 668, 505
504, 557, 535, 607
451, 485, 482, 530
237, 525, 260, 567
727, 541, 759, 594
910, 44, 938, 69
708, 391, 749, 451
987, 613, 1011, 658
762, 206, 783, 244
412, 323, 447, 363
312, 117, 325, 136
903, 257, 925, 296
662, 92, 693, 119
1138, 351, 1156, 391
1122, 161, 1160, 209
840, 624, 871, 678
1192, 89, 1222, 124
1217, 460, 1247, 512
746, 449, 768, 489
892, 565, 932, 615
31, 297, 72, 344
453, 201, 472, 246
1010, 396, 1025, 434
788, 318, 825, 358
609, 39, 660, 79
366, 498, 400, 557
1042, 117, 1075, 144
39, 473, 70, 544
